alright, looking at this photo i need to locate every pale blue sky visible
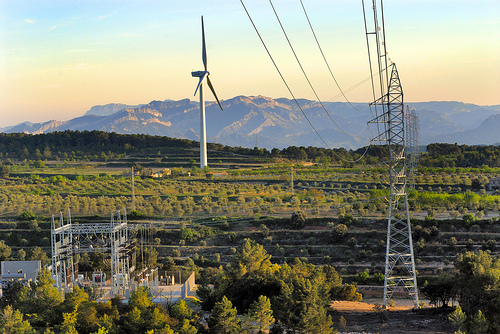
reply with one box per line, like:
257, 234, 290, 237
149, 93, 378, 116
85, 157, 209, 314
1, 0, 499, 127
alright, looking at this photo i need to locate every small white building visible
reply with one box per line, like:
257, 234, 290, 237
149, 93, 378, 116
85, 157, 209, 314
1, 261, 42, 296
1, 260, 41, 282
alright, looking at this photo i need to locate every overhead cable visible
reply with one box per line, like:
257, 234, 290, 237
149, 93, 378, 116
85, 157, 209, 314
299, 0, 362, 112
269, 0, 360, 138
240, 0, 332, 149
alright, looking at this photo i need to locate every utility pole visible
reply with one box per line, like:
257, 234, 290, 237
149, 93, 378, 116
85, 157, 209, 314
290, 167, 294, 195
131, 167, 135, 211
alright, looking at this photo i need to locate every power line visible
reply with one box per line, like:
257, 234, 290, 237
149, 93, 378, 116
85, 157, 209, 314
299, 0, 362, 112
239, 0, 331, 149
269, 0, 360, 138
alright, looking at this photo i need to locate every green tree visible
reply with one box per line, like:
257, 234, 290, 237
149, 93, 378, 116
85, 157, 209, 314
469, 310, 489, 334
58, 310, 78, 334
454, 251, 500, 330
28, 246, 50, 266
300, 305, 334, 334
76, 301, 100, 334
356, 271, 369, 284
90, 327, 109, 334
243, 295, 274, 333
0, 305, 36, 334
34, 159, 45, 168
208, 296, 240, 334
0, 163, 9, 178
170, 299, 192, 323
123, 307, 144, 333
177, 319, 197, 334
229, 239, 273, 278
336, 283, 362, 302
420, 273, 456, 308
331, 224, 348, 242
128, 286, 152, 310
272, 259, 333, 331
18, 211, 36, 221
0, 241, 12, 261
462, 213, 475, 227
17, 249, 26, 261
21, 268, 63, 325
62, 285, 89, 312
448, 305, 466, 332
291, 210, 306, 229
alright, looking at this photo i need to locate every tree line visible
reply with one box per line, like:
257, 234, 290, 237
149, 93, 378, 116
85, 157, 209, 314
0, 131, 499, 167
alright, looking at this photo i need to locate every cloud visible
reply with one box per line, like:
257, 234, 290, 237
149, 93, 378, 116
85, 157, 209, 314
97, 12, 116, 20
25, 19, 35, 24
49, 24, 67, 31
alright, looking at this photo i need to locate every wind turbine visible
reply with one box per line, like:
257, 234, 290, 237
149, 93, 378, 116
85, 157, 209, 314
192, 16, 223, 169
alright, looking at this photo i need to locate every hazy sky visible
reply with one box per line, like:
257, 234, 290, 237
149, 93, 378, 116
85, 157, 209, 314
1, 0, 499, 127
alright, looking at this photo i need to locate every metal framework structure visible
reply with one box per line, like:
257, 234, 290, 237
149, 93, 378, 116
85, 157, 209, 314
363, 0, 419, 308
405, 106, 420, 190
51, 210, 131, 297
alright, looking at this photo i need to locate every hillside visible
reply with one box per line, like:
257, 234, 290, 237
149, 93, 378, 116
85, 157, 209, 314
3, 96, 500, 150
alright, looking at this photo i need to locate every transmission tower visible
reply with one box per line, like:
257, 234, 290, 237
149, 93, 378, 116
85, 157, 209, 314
405, 106, 420, 190
51, 209, 132, 298
363, 0, 419, 308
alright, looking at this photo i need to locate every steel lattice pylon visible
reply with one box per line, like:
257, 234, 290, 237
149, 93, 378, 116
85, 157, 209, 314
51, 210, 131, 297
405, 106, 420, 190
369, 64, 419, 308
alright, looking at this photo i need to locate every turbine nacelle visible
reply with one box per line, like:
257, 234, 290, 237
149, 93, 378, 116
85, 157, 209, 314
192, 16, 223, 111
191, 70, 209, 78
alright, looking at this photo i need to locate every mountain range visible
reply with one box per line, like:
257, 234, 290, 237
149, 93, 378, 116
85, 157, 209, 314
3, 96, 500, 149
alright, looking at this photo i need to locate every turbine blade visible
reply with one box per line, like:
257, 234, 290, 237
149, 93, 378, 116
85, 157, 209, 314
201, 16, 207, 72
207, 75, 223, 110
193, 73, 207, 96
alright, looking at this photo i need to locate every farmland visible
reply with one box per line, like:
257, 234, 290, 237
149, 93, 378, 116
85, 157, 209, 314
0, 131, 499, 333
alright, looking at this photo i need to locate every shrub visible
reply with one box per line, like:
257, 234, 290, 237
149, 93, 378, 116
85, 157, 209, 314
171, 248, 181, 257
331, 224, 348, 242
356, 271, 369, 283
373, 272, 384, 284
18, 211, 36, 221
290, 210, 306, 229
462, 213, 475, 227
470, 224, 480, 232
129, 210, 146, 219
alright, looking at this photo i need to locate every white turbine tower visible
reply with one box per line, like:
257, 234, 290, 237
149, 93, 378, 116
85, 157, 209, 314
192, 16, 223, 169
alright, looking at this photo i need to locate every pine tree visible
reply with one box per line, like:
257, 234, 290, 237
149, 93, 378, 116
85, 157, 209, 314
244, 295, 274, 333
58, 311, 78, 334
208, 296, 240, 334
0, 305, 36, 334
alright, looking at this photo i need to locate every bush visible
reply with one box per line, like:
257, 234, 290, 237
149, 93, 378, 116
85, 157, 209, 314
462, 213, 475, 227
18, 211, 36, 221
356, 271, 369, 283
290, 210, 306, 229
373, 272, 384, 284
470, 224, 480, 232
331, 224, 348, 242
129, 210, 146, 219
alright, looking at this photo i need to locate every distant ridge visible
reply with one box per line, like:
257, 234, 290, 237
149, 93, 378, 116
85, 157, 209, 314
84, 103, 139, 116
3, 96, 500, 149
